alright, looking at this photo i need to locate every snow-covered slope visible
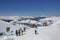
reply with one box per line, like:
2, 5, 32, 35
13, 19, 60, 40
0, 16, 60, 40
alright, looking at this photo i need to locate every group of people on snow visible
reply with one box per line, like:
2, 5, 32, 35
15, 27, 26, 36
15, 26, 38, 36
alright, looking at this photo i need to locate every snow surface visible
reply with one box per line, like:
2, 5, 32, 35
0, 16, 60, 40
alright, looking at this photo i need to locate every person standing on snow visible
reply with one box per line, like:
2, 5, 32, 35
18, 29, 21, 36
35, 30, 37, 34
21, 30, 23, 35
15, 30, 18, 36
23, 27, 26, 32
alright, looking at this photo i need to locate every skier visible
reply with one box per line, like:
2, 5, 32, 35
23, 27, 26, 32
15, 30, 18, 36
18, 29, 20, 36
35, 30, 37, 34
21, 30, 23, 35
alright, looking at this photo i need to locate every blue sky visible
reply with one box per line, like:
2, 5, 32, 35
0, 0, 60, 16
